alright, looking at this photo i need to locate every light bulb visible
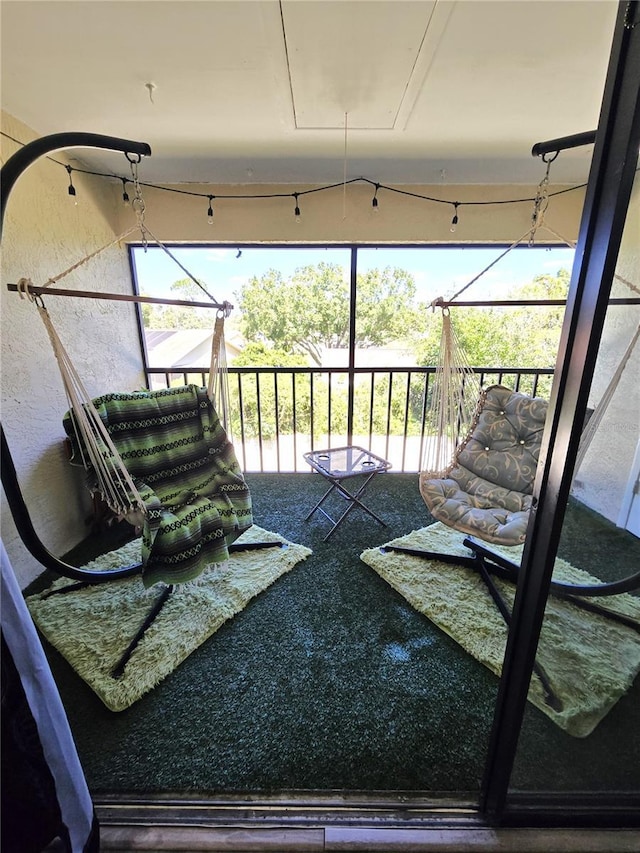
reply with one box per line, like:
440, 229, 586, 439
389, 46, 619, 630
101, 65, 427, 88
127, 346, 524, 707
450, 204, 459, 233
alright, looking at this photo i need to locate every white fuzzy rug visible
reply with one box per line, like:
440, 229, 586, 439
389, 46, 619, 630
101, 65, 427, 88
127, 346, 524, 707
27, 526, 311, 712
361, 523, 640, 737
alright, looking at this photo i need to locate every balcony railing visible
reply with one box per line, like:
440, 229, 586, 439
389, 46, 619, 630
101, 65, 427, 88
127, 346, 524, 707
145, 365, 554, 473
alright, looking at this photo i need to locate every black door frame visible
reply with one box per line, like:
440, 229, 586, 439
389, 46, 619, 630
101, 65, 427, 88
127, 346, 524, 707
482, 0, 640, 825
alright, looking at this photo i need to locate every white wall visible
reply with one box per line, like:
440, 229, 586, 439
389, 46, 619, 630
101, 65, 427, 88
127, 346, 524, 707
1, 113, 146, 588
571, 180, 640, 524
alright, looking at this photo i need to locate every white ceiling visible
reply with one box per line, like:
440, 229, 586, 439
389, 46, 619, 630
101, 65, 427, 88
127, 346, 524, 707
1, 0, 619, 186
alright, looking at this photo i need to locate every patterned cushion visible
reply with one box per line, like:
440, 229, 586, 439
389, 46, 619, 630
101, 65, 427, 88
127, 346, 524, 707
420, 385, 547, 545
64, 385, 252, 586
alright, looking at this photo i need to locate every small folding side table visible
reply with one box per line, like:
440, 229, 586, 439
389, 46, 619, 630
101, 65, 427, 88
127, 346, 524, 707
303, 445, 392, 540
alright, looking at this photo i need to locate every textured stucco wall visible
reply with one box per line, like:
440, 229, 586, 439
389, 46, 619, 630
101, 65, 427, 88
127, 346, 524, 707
1, 113, 146, 588
571, 180, 640, 524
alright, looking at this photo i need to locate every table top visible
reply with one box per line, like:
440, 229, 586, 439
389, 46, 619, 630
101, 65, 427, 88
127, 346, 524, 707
303, 445, 391, 479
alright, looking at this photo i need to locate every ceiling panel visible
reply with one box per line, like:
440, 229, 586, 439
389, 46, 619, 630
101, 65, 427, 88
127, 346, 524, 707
283, 0, 438, 129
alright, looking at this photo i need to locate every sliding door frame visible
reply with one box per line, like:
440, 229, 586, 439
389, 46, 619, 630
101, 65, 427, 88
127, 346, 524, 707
481, 0, 640, 825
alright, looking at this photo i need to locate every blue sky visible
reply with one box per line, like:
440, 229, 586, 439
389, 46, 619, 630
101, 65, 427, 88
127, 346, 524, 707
131, 244, 575, 307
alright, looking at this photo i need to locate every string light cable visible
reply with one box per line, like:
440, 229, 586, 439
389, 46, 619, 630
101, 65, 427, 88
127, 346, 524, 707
1, 130, 610, 230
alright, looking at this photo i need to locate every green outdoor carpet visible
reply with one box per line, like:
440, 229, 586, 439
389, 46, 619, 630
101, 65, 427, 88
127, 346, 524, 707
361, 523, 640, 738
27, 475, 640, 795
26, 525, 311, 712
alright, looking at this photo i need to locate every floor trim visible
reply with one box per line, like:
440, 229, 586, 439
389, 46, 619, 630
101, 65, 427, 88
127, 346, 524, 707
95, 795, 640, 851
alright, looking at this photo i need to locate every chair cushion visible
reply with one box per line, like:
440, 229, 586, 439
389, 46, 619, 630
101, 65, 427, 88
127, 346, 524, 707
419, 468, 532, 545
456, 384, 547, 495
420, 385, 547, 546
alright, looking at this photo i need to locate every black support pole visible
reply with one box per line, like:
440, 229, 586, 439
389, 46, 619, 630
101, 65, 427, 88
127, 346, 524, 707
531, 130, 597, 159
1, 132, 152, 581
0, 132, 151, 238
347, 247, 358, 445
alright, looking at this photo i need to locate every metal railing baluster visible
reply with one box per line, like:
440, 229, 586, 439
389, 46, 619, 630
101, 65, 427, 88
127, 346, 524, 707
145, 366, 551, 473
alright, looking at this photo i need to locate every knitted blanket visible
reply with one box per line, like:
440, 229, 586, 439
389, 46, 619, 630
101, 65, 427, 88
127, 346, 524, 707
64, 385, 252, 587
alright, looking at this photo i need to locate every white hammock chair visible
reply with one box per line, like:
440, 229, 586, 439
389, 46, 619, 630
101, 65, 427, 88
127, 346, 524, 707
419, 287, 638, 532
17, 224, 233, 527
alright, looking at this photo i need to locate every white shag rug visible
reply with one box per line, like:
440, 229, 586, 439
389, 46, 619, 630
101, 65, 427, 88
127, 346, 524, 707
27, 526, 311, 712
360, 523, 640, 737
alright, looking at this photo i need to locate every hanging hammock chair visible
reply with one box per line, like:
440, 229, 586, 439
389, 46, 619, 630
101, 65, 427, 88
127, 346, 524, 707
403, 224, 640, 687
418, 150, 640, 550
417, 225, 536, 542
15, 207, 253, 590
419, 284, 639, 548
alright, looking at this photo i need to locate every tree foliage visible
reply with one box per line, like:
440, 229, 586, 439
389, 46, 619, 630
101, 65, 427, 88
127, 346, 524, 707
232, 342, 308, 368
141, 278, 217, 329
415, 269, 570, 369
236, 263, 420, 365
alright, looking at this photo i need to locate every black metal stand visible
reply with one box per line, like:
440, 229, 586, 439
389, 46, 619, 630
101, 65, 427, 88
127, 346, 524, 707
1, 133, 151, 583
38, 539, 287, 679
380, 536, 640, 711
111, 584, 174, 678
382, 539, 640, 633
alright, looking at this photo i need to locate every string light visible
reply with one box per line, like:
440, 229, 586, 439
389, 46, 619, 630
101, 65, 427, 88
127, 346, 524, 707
53, 164, 584, 237
5, 134, 587, 234
371, 183, 380, 212
66, 165, 77, 204
450, 202, 460, 232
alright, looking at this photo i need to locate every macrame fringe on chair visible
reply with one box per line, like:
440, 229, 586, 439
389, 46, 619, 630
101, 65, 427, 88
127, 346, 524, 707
419, 304, 481, 486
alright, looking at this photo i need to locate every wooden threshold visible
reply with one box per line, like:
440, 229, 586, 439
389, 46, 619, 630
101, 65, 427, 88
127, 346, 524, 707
96, 794, 640, 852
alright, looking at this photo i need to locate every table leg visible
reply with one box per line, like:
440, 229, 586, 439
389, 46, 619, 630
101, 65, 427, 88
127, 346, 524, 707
331, 474, 388, 527
314, 473, 388, 540
304, 482, 339, 521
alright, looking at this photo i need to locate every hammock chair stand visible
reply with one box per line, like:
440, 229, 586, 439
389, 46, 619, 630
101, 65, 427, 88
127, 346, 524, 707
1, 133, 152, 583
382, 533, 640, 713
410, 150, 640, 700
0, 132, 285, 679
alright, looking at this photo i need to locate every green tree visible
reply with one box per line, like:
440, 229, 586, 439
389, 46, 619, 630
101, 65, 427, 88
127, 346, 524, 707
415, 269, 570, 369
232, 342, 307, 368
236, 263, 420, 365
141, 278, 218, 329
355, 267, 419, 347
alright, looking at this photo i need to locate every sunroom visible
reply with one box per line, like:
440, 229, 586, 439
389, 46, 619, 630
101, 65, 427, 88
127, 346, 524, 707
1, 2, 639, 851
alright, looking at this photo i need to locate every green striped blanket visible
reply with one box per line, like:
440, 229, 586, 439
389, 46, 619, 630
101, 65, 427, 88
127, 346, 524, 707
64, 385, 252, 587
